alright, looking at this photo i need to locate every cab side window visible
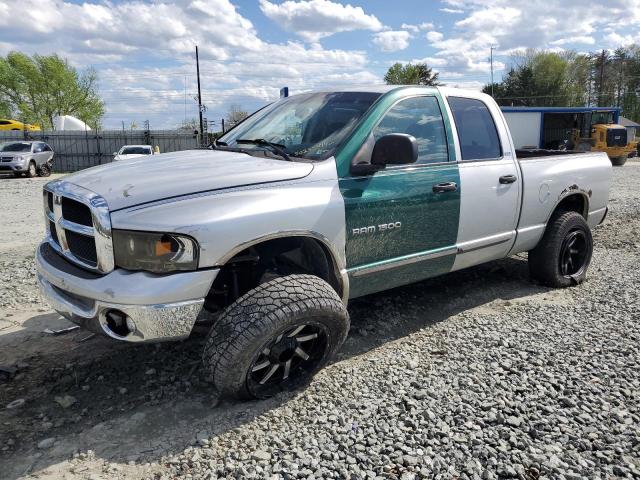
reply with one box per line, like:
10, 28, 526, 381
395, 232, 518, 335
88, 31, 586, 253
373, 96, 449, 164
448, 97, 502, 160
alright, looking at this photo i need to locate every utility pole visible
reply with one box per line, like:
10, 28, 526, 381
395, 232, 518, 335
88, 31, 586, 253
490, 46, 496, 97
196, 46, 204, 145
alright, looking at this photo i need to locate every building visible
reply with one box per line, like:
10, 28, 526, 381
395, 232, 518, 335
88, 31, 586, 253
619, 116, 639, 141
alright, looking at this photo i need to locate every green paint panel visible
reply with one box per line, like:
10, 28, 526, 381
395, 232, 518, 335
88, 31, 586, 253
335, 87, 461, 298
341, 163, 460, 266
348, 255, 455, 298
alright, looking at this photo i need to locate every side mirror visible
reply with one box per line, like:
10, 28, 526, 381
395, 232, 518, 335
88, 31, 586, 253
371, 133, 418, 166
112, 152, 118, 156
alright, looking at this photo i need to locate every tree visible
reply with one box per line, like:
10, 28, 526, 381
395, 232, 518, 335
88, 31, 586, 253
226, 104, 248, 127
178, 118, 199, 132
484, 50, 586, 107
0, 52, 104, 129
384, 62, 441, 86
484, 46, 640, 123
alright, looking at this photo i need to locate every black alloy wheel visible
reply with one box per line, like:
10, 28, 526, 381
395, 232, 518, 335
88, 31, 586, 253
247, 322, 329, 398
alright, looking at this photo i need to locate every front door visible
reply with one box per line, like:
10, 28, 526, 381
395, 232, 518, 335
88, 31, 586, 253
339, 95, 461, 298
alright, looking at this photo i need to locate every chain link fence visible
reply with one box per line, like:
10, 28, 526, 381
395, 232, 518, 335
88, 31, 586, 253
0, 129, 200, 172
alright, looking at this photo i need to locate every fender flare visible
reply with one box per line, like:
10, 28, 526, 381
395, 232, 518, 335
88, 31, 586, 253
215, 230, 349, 304
544, 190, 590, 225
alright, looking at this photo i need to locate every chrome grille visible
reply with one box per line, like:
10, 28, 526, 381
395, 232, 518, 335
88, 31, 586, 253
43, 181, 114, 273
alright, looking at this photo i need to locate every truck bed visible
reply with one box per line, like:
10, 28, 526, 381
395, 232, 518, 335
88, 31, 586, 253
515, 149, 583, 159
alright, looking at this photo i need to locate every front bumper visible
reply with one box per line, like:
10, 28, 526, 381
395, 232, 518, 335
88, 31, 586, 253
0, 160, 27, 172
36, 242, 218, 342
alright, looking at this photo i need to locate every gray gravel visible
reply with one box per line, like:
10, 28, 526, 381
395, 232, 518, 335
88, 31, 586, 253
0, 164, 639, 479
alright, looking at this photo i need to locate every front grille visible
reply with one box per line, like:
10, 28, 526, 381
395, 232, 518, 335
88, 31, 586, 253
43, 182, 113, 273
49, 221, 59, 245
65, 230, 98, 265
62, 197, 93, 226
1, 157, 13, 162
607, 128, 627, 147
39, 243, 101, 279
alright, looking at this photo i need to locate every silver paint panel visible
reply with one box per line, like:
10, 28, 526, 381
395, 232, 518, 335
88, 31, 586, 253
63, 149, 314, 211
509, 152, 611, 253
110, 158, 349, 300
438, 87, 611, 267
37, 272, 204, 342
451, 158, 520, 271
36, 242, 217, 305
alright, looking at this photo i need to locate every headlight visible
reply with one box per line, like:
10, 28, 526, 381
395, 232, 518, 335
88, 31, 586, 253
14, 155, 25, 162
113, 230, 199, 273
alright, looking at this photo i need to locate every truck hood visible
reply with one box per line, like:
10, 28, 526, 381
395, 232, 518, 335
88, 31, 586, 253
65, 149, 314, 211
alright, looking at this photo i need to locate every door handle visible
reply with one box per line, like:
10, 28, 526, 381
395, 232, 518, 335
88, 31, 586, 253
499, 174, 517, 184
432, 182, 458, 193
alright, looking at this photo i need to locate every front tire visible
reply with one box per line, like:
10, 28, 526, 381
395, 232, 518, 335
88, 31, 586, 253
202, 274, 349, 400
611, 156, 627, 166
529, 211, 593, 288
25, 161, 37, 178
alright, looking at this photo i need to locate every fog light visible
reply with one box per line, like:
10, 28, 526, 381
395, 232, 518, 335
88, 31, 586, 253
105, 309, 130, 337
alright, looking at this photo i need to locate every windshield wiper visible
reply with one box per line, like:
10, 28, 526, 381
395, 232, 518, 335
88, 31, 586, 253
236, 138, 291, 162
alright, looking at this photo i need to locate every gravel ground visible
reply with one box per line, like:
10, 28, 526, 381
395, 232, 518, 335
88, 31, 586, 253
0, 163, 638, 480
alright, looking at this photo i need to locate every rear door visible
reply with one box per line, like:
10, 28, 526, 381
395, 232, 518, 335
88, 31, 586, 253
339, 94, 460, 298
445, 95, 521, 271
34, 143, 48, 165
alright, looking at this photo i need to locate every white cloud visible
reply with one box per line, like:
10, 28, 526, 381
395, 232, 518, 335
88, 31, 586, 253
604, 31, 640, 48
372, 31, 411, 52
400, 22, 434, 33
0, 0, 384, 128
550, 36, 595, 46
423, 0, 640, 79
258, 0, 383, 42
426, 31, 444, 42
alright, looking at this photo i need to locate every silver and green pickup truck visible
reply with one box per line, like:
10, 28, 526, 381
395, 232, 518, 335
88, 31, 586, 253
36, 86, 611, 399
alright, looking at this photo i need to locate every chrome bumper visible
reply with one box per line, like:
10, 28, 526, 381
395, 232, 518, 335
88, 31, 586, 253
36, 242, 218, 342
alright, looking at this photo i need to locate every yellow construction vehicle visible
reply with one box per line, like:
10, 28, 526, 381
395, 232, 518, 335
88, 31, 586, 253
503, 107, 638, 166
571, 119, 638, 166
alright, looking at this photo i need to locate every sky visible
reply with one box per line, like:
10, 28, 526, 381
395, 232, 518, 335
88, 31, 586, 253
0, 0, 639, 129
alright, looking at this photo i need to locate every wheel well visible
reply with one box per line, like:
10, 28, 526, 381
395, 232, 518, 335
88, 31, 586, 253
552, 193, 588, 220
204, 236, 343, 314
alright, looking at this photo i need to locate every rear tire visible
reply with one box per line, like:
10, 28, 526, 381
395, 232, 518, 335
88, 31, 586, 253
202, 274, 349, 400
611, 156, 627, 166
529, 211, 593, 288
37, 163, 51, 177
25, 161, 36, 178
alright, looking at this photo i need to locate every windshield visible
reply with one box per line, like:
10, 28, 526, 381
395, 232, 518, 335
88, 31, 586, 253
219, 91, 381, 160
0, 142, 31, 152
591, 111, 615, 125
120, 147, 151, 155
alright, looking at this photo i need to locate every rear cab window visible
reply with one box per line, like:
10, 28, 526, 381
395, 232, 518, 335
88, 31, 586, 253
448, 97, 502, 161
